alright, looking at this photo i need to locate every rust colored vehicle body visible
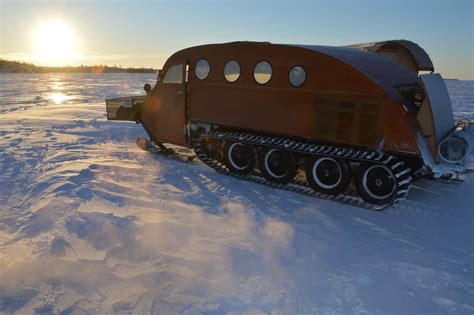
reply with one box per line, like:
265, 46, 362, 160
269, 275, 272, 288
106, 41, 473, 208
143, 42, 418, 153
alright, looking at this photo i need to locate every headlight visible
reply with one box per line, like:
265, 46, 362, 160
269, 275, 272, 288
438, 136, 469, 163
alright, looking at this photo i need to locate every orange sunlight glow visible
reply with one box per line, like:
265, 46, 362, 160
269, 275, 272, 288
33, 20, 81, 64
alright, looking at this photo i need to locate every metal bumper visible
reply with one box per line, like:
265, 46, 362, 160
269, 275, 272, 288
417, 121, 473, 178
437, 121, 473, 172
105, 96, 144, 122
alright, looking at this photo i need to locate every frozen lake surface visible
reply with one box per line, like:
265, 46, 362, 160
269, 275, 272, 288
0, 74, 473, 314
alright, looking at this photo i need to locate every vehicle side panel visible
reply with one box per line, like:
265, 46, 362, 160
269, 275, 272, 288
158, 42, 419, 154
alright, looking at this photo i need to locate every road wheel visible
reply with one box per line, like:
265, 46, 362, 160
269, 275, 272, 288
224, 141, 255, 175
259, 148, 297, 184
355, 163, 397, 205
306, 156, 351, 195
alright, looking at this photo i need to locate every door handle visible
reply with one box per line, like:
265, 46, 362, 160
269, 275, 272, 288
177, 90, 183, 95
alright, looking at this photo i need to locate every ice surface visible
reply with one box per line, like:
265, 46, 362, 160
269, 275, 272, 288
0, 74, 473, 314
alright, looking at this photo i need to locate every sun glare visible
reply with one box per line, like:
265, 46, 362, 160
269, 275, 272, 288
33, 20, 80, 64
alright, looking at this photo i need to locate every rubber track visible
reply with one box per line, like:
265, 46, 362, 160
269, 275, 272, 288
193, 130, 413, 211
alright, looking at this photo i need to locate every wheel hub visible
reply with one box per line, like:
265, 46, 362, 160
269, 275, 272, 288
313, 158, 342, 189
229, 143, 252, 170
265, 149, 294, 178
362, 165, 396, 200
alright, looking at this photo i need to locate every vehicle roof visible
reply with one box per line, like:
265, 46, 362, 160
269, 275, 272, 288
346, 39, 434, 72
171, 41, 420, 102
290, 44, 418, 101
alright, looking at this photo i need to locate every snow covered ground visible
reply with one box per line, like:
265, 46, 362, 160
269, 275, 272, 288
0, 74, 473, 314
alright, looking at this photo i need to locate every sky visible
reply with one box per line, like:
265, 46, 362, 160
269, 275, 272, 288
0, 0, 473, 79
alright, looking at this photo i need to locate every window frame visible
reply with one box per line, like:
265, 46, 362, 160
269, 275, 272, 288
253, 60, 273, 85
157, 69, 162, 82
194, 58, 211, 80
288, 65, 307, 87
223, 59, 241, 83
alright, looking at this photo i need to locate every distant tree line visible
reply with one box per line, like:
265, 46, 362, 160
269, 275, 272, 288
0, 59, 157, 73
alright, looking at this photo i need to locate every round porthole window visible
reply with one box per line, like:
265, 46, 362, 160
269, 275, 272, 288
224, 60, 240, 82
254, 61, 272, 85
195, 59, 210, 80
289, 65, 306, 87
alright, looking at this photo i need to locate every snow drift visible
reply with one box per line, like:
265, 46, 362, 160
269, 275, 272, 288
0, 74, 473, 314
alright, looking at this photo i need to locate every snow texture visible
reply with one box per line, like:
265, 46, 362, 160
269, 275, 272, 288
0, 74, 473, 314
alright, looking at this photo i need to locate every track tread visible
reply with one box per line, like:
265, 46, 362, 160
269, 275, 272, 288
193, 131, 413, 211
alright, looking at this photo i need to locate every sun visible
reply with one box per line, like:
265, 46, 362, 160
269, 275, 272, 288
33, 20, 80, 64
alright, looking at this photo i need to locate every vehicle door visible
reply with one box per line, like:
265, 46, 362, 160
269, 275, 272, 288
154, 61, 187, 145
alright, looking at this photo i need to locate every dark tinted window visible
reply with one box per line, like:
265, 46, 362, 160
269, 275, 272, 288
195, 59, 210, 80
289, 65, 306, 87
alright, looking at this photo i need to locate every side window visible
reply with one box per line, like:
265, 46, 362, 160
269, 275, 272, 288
163, 64, 183, 83
195, 59, 210, 80
254, 61, 272, 85
289, 65, 306, 87
224, 60, 240, 82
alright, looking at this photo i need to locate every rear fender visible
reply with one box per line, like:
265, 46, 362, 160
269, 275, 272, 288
415, 74, 473, 177
416, 74, 454, 159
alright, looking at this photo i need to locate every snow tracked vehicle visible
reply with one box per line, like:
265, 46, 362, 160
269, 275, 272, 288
106, 40, 473, 209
